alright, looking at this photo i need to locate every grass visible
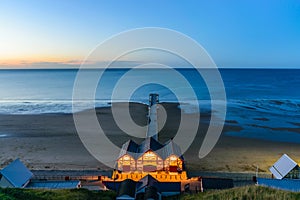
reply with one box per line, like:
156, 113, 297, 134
1, 185, 300, 200
180, 186, 300, 200
0, 187, 116, 200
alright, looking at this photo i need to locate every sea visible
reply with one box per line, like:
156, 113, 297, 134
1, 68, 300, 143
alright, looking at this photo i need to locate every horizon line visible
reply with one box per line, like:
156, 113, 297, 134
0, 67, 300, 70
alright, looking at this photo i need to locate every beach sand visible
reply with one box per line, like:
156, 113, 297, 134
1, 102, 300, 173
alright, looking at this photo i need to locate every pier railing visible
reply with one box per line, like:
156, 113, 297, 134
31, 170, 111, 181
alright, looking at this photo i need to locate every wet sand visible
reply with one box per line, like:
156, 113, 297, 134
1, 102, 300, 173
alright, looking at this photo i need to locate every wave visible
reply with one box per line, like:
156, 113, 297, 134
228, 99, 300, 116
0, 100, 110, 115
1, 99, 299, 116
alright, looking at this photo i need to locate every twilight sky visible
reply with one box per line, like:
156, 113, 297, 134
1, 0, 300, 68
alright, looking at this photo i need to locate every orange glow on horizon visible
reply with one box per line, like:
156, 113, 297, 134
0, 57, 123, 69
0, 56, 86, 68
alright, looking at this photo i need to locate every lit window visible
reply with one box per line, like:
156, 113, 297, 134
170, 156, 177, 161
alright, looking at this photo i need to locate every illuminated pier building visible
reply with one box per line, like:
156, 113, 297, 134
112, 94, 187, 182
104, 94, 201, 199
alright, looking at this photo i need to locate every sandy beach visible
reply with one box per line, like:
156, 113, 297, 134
1, 102, 300, 173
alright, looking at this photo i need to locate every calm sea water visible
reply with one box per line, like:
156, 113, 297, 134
1, 68, 300, 142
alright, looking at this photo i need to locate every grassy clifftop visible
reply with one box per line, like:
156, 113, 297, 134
0, 188, 116, 200
180, 186, 300, 200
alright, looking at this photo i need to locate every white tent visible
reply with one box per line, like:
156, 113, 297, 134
0, 158, 33, 188
269, 154, 298, 179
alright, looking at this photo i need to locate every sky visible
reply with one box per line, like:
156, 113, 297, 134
0, 0, 300, 68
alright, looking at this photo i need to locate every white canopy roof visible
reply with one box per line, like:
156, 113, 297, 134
269, 154, 298, 179
1, 159, 33, 187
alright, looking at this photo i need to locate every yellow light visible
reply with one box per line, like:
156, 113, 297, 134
170, 156, 177, 161
124, 155, 130, 160
146, 152, 155, 157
